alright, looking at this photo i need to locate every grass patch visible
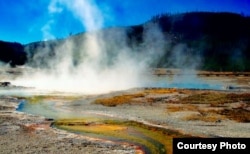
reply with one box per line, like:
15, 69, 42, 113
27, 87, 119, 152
167, 104, 198, 112
175, 92, 229, 104
93, 93, 145, 107
94, 88, 178, 107
175, 92, 250, 105
184, 112, 226, 122
217, 109, 250, 122
144, 88, 177, 94
167, 91, 250, 122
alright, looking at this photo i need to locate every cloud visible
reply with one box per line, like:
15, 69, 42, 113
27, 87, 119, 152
48, 0, 63, 13
41, 20, 55, 40
49, 0, 103, 31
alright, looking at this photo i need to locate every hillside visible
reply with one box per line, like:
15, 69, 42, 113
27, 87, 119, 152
0, 41, 27, 66
152, 12, 250, 71
1, 12, 250, 71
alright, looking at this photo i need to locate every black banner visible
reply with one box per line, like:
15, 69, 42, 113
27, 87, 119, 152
173, 138, 250, 154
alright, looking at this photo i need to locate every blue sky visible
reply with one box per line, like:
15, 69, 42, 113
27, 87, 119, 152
0, 0, 249, 44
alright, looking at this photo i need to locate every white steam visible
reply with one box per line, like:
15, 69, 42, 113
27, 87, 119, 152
11, 0, 212, 94
12, 0, 164, 94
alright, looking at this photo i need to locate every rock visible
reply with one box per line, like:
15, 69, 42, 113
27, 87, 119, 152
226, 85, 250, 90
0, 82, 11, 87
45, 118, 54, 121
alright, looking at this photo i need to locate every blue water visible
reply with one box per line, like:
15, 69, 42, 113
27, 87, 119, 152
160, 82, 222, 90
16, 100, 66, 119
144, 75, 224, 90
16, 100, 26, 111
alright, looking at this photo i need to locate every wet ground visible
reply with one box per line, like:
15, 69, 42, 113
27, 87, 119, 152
1, 67, 250, 153
15, 87, 250, 153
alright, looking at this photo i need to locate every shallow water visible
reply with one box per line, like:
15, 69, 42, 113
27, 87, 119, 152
17, 100, 63, 119
54, 120, 170, 154
144, 75, 224, 90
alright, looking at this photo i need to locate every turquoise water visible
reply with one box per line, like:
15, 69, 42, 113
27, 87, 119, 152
144, 75, 224, 90
17, 99, 85, 119
17, 100, 59, 118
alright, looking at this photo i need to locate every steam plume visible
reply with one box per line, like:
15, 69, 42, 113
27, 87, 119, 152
12, 0, 212, 94
12, 0, 165, 94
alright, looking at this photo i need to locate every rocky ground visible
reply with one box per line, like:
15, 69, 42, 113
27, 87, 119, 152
75, 88, 250, 138
0, 96, 137, 154
1, 87, 249, 154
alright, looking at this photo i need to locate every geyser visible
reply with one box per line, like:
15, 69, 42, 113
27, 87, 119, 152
11, 0, 221, 94
12, 0, 165, 94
